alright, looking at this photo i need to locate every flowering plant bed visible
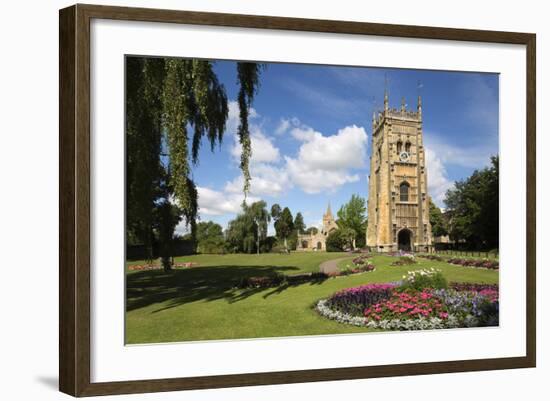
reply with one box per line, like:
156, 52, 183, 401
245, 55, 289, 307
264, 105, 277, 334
340, 255, 376, 275
390, 255, 417, 266
447, 258, 499, 270
238, 272, 329, 288
316, 278, 499, 330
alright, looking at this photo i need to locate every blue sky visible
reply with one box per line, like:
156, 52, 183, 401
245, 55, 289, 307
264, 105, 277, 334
177, 60, 499, 235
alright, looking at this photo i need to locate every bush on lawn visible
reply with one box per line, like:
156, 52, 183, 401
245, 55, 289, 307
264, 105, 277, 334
391, 255, 417, 266
401, 268, 447, 291
325, 230, 348, 252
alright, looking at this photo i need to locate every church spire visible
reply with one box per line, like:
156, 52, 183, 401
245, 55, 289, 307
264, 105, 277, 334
325, 202, 333, 218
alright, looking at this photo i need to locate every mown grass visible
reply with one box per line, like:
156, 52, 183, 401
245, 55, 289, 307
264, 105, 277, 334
126, 252, 499, 344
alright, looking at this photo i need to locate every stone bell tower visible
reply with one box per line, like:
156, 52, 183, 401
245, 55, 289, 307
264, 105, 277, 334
366, 91, 432, 253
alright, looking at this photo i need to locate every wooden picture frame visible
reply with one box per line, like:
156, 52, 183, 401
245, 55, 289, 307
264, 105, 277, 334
59, 3, 536, 397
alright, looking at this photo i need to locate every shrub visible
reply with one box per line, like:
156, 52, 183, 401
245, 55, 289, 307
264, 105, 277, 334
401, 268, 447, 291
326, 229, 348, 252
391, 255, 416, 266
197, 237, 226, 254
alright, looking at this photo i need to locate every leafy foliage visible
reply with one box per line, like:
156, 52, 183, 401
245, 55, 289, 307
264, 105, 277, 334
237, 63, 264, 193
196, 221, 225, 254
272, 206, 294, 251
125, 57, 263, 264
336, 194, 367, 248
429, 199, 448, 237
305, 227, 319, 235
225, 201, 270, 254
326, 229, 349, 252
444, 156, 499, 249
294, 212, 306, 235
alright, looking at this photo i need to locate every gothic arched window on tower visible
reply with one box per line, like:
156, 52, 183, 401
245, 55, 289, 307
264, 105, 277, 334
405, 141, 411, 153
400, 182, 410, 202
396, 141, 402, 154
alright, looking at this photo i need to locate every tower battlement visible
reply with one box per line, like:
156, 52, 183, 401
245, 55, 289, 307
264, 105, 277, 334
372, 94, 423, 133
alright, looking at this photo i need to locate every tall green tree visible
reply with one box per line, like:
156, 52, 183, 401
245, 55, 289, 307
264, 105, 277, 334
270, 203, 281, 220
126, 57, 164, 261
444, 156, 499, 250
195, 221, 225, 254
273, 207, 294, 251
429, 199, 448, 237
225, 211, 255, 254
126, 57, 263, 267
246, 201, 271, 255
293, 212, 306, 235
225, 201, 269, 254
336, 194, 367, 249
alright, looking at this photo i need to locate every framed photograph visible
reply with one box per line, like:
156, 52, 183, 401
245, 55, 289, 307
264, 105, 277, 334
59, 4, 536, 397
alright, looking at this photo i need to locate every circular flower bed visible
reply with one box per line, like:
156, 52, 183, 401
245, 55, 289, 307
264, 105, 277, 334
316, 279, 499, 330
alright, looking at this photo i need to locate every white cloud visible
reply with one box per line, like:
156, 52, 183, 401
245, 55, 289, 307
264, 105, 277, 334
196, 186, 258, 216
226, 101, 258, 136
231, 129, 281, 164
228, 101, 280, 164
285, 157, 360, 194
425, 147, 453, 207
275, 118, 291, 135
224, 163, 290, 197
283, 124, 368, 194
293, 125, 367, 170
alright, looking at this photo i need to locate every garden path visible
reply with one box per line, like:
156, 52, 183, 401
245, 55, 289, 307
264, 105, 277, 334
319, 257, 349, 275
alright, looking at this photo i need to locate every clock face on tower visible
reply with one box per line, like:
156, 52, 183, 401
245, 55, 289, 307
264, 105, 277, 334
399, 151, 410, 162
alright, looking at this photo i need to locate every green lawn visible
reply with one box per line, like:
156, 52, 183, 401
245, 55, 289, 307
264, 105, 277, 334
126, 252, 499, 344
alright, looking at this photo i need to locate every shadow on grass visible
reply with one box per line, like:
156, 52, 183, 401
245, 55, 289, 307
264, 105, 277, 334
126, 264, 313, 313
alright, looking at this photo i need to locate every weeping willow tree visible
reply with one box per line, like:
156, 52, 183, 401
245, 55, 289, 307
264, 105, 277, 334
126, 57, 263, 270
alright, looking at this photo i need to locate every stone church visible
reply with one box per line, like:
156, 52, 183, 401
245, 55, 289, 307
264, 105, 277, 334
366, 91, 433, 253
296, 203, 338, 251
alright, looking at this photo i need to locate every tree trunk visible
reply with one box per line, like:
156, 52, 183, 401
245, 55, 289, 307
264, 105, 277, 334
284, 237, 288, 253
257, 225, 261, 255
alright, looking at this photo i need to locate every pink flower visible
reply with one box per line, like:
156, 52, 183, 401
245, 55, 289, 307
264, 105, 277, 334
439, 312, 449, 319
